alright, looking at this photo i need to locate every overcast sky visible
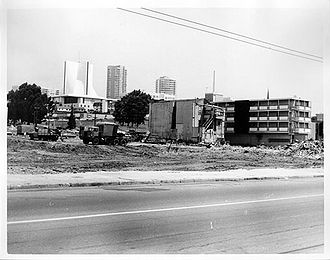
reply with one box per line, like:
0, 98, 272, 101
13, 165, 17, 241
7, 7, 324, 113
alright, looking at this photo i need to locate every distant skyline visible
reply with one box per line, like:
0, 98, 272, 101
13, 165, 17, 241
7, 8, 324, 113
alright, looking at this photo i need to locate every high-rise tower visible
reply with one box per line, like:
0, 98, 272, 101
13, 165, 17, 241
155, 76, 176, 96
106, 65, 127, 99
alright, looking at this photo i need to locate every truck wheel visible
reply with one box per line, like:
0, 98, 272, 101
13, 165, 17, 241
83, 138, 89, 144
114, 139, 120, 146
92, 137, 100, 145
105, 137, 111, 145
120, 139, 128, 146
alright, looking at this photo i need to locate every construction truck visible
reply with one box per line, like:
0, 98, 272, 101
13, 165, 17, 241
79, 122, 129, 146
29, 127, 60, 141
17, 124, 35, 135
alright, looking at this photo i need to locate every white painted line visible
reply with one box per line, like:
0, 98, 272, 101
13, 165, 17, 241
8, 194, 323, 225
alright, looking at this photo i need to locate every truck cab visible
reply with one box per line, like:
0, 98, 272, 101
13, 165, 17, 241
79, 126, 100, 144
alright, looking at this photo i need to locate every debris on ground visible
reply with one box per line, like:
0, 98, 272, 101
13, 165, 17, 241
7, 136, 323, 175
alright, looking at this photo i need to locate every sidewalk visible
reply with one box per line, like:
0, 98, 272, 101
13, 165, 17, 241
7, 168, 324, 190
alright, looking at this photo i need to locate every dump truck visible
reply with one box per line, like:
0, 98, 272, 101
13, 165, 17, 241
29, 127, 60, 141
79, 122, 129, 146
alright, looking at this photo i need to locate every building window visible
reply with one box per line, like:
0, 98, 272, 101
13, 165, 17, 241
250, 101, 258, 107
64, 97, 78, 104
250, 112, 258, 117
226, 112, 235, 117
259, 111, 267, 117
259, 101, 268, 106
279, 122, 288, 127
269, 111, 278, 117
279, 111, 288, 116
279, 100, 289, 105
249, 122, 258, 128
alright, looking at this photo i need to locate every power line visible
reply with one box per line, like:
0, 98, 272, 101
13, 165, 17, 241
142, 7, 322, 60
117, 8, 322, 63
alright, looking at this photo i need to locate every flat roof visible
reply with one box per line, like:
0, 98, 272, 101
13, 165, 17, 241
214, 97, 310, 102
52, 94, 118, 102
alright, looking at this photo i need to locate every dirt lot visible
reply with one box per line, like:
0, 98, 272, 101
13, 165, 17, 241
7, 135, 323, 175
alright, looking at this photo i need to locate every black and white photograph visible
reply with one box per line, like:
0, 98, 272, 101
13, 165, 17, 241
1, 0, 329, 258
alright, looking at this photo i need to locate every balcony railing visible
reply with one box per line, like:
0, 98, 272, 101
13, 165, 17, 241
297, 117, 311, 122
279, 127, 288, 132
294, 128, 310, 134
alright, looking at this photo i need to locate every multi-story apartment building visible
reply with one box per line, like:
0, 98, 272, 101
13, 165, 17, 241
107, 65, 127, 99
214, 97, 311, 146
155, 76, 176, 96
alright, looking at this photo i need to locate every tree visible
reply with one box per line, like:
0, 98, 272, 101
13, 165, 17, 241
67, 105, 76, 129
7, 82, 50, 125
113, 90, 151, 127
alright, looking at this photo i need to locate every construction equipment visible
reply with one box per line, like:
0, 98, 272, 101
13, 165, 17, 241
79, 122, 129, 146
29, 127, 60, 141
17, 124, 35, 135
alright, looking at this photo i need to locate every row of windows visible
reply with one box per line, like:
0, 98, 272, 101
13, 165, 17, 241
226, 122, 309, 128
226, 111, 310, 118
216, 100, 310, 108
250, 100, 309, 107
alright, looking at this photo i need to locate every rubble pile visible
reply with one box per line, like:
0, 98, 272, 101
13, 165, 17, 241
281, 140, 324, 159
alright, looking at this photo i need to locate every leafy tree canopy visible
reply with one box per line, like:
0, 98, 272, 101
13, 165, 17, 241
113, 90, 151, 127
7, 83, 53, 125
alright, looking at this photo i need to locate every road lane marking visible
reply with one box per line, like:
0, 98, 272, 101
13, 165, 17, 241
8, 193, 323, 225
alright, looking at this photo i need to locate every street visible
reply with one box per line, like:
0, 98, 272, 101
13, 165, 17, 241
7, 178, 324, 254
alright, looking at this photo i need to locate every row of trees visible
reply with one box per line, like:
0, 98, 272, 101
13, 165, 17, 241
7, 83, 151, 128
7, 83, 53, 125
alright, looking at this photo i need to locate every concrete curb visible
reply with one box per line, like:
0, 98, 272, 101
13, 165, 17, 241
7, 174, 324, 191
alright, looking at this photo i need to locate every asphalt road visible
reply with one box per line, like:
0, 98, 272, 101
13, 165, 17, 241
7, 178, 324, 254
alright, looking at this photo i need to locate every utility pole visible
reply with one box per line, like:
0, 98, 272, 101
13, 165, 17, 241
267, 88, 270, 99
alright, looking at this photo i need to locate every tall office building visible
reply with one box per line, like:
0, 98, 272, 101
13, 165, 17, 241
107, 65, 127, 99
155, 76, 176, 96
